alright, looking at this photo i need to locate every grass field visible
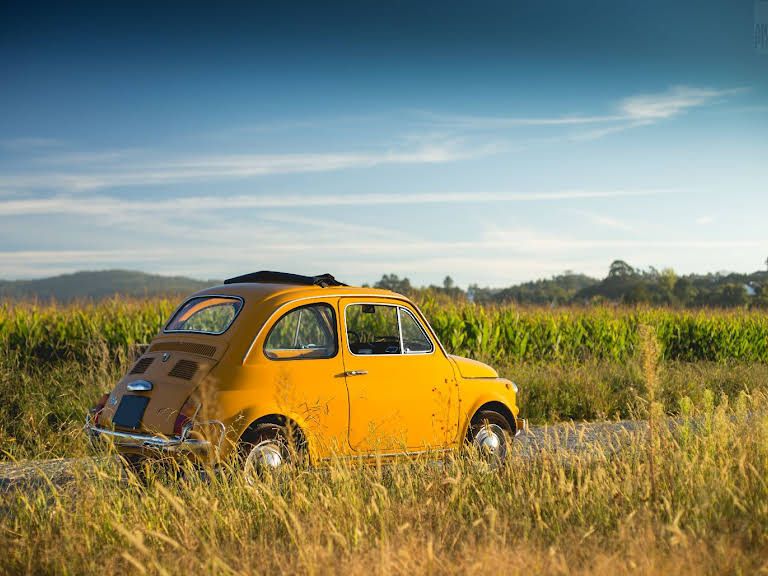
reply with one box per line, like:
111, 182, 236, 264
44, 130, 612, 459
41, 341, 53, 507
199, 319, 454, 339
1, 299, 767, 574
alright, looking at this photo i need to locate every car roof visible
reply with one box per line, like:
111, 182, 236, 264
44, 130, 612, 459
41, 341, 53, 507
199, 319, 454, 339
191, 281, 403, 303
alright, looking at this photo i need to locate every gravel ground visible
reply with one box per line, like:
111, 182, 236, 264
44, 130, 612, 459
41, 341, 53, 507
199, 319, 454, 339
513, 419, 648, 459
0, 420, 650, 492
0, 457, 96, 492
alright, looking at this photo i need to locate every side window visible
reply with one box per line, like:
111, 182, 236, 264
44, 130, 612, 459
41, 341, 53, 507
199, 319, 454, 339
398, 308, 434, 354
346, 304, 401, 355
264, 304, 337, 360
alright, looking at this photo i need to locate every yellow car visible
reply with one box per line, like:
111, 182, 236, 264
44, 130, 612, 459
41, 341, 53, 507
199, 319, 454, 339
86, 272, 523, 471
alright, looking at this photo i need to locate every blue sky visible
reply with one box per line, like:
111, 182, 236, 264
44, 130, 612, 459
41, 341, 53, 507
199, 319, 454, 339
1, 0, 766, 286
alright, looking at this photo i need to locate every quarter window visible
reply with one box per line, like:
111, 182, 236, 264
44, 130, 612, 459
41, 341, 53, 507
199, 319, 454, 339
264, 304, 337, 360
398, 308, 434, 353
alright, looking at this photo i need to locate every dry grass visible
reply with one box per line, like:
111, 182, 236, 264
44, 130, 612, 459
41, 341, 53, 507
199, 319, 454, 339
1, 388, 767, 575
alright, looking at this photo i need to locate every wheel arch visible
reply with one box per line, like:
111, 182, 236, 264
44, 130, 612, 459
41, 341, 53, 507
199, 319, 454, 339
238, 413, 308, 452
464, 400, 517, 440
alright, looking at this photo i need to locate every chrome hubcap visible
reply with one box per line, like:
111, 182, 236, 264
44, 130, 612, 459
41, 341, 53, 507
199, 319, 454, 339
244, 440, 286, 482
252, 441, 284, 468
473, 423, 507, 459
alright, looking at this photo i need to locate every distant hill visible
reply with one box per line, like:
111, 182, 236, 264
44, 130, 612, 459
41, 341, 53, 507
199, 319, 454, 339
0, 270, 216, 302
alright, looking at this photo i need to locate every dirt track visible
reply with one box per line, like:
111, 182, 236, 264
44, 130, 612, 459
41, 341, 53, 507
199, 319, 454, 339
0, 420, 648, 492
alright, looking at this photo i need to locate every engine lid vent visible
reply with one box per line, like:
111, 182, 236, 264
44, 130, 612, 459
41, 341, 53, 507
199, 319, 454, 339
129, 357, 154, 375
168, 359, 199, 380
149, 341, 217, 357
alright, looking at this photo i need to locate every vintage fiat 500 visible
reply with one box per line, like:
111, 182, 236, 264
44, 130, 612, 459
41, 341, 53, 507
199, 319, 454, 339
86, 272, 524, 471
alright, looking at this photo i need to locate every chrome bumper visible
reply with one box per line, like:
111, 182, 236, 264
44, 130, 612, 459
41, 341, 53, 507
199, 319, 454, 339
85, 415, 211, 455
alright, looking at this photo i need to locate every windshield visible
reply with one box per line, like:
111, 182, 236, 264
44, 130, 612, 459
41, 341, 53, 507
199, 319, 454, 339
165, 296, 243, 334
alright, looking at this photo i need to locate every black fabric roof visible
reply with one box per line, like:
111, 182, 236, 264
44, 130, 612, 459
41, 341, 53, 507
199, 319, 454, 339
223, 271, 347, 288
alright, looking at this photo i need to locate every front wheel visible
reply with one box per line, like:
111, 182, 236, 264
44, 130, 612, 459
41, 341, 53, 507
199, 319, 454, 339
466, 410, 514, 465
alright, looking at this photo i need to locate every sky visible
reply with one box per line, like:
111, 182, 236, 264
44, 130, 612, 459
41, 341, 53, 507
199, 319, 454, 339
1, 0, 767, 287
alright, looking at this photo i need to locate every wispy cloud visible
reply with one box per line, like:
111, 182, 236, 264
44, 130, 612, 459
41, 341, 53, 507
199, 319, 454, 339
0, 249, 173, 263
0, 239, 756, 268
0, 188, 679, 217
417, 111, 622, 129
0, 137, 62, 151
0, 142, 480, 192
0, 213, 759, 281
35, 149, 145, 165
574, 209, 634, 231
204, 113, 386, 138
422, 85, 744, 140
618, 86, 743, 121
0, 86, 742, 197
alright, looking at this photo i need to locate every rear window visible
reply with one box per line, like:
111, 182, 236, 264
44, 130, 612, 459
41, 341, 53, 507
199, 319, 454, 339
165, 296, 243, 335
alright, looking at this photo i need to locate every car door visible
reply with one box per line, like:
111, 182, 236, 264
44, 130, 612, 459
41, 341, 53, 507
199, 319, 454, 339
340, 298, 458, 453
246, 300, 350, 457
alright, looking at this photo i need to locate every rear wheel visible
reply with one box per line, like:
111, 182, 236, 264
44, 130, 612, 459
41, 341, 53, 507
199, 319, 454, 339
239, 423, 300, 482
466, 409, 514, 465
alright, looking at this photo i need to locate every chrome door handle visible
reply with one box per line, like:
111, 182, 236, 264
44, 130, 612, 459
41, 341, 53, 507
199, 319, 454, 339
344, 370, 368, 377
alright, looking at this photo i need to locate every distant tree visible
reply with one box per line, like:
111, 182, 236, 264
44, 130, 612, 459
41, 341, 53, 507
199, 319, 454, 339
718, 284, 749, 307
624, 283, 650, 304
660, 268, 676, 287
374, 274, 412, 294
466, 283, 498, 305
490, 272, 596, 305
673, 277, 696, 305
659, 268, 677, 303
608, 260, 636, 278
752, 284, 768, 308
695, 283, 748, 307
422, 275, 465, 302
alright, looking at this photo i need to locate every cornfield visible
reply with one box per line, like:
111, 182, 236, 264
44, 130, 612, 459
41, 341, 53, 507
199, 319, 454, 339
422, 302, 768, 363
0, 299, 176, 361
2, 297, 768, 363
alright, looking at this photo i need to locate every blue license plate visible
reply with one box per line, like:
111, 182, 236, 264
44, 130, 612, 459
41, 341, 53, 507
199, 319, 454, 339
112, 396, 150, 430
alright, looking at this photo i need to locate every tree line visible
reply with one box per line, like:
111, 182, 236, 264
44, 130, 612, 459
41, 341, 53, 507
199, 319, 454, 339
370, 260, 768, 308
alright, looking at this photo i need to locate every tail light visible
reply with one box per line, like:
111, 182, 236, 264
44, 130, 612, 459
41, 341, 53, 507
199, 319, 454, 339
173, 398, 199, 436
90, 394, 109, 426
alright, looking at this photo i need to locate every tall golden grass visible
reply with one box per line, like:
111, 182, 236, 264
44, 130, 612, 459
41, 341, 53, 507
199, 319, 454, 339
1, 388, 767, 574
